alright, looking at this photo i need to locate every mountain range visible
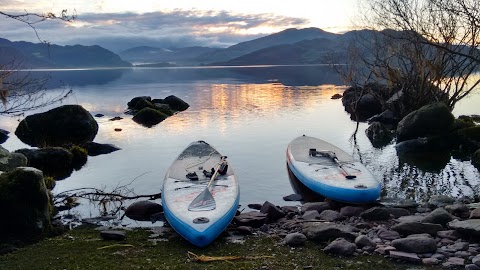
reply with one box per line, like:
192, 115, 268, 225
0, 28, 385, 68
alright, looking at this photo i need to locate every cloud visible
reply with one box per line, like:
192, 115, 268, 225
0, 9, 309, 51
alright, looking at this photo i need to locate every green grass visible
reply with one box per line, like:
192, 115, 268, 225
0, 227, 433, 270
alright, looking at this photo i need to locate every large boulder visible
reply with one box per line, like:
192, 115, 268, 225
163, 95, 189, 111
0, 145, 27, 171
0, 167, 52, 241
15, 148, 74, 180
15, 105, 98, 147
396, 102, 454, 142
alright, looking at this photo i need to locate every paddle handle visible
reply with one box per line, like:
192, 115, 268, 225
206, 156, 227, 188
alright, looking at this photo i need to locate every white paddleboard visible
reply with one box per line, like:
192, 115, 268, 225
162, 141, 239, 247
287, 135, 381, 203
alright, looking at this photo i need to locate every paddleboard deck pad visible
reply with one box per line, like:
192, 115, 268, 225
162, 141, 239, 247
286, 135, 381, 203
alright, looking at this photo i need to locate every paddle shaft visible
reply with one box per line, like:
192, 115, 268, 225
310, 149, 356, 179
188, 156, 227, 211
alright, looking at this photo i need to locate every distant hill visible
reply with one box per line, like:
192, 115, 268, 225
196, 27, 339, 64
0, 38, 132, 68
118, 46, 220, 66
212, 38, 343, 66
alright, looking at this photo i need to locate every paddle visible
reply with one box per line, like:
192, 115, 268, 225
309, 149, 356, 179
188, 156, 228, 211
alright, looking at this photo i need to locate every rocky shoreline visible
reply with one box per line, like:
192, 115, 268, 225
217, 195, 480, 269
114, 192, 480, 269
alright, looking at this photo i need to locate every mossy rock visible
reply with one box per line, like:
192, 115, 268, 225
15, 148, 74, 180
457, 126, 480, 148
14, 105, 98, 147
0, 167, 52, 241
132, 108, 168, 127
396, 102, 454, 142
69, 145, 88, 170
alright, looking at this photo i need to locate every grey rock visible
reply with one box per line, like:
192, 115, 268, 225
446, 242, 470, 252
360, 207, 393, 221
302, 210, 320, 220
339, 206, 365, 217
302, 222, 357, 242
397, 215, 426, 223
431, 253, 446, 260
465, 264, 480, 270
236, 226, 254, 235
447, 219, 480, 238
374, 245, 396, 255
445, 203, 470, 219
389, 250, 421, 263
392, 221, 444, 236
318, 210, 345, 221
260, 201, 286, 222
377, 229, 401, 240
283, 193, 303, 201
446, 257, 465, 266
470, 208, 480, 219
380, 197, 419, 208
300, 202, 331, 213
355, 235, 376, 248
323, 238, 357, 256
391, 237, 437, 253
406, 233, 431, 238
454, 251, 470, 258
233, 211, 267, 228
428, 195, 456, 208
421, 208, 455, 226
473, 255, 480, 266
437, 230, 461, 240
281, 206, 299, 213
285, 233, 307, 246
422, 258, 440, 265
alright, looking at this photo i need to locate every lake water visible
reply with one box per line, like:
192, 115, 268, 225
1, 65, 479, 225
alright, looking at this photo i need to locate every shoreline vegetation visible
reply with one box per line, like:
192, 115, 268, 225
0, 225, 430, 270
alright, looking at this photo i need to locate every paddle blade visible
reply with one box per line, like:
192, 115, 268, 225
188, 188, 216, 211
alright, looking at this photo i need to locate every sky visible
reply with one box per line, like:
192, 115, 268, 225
0, 0, 358, 52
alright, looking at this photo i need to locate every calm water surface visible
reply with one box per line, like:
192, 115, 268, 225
1, 66, 479, 225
